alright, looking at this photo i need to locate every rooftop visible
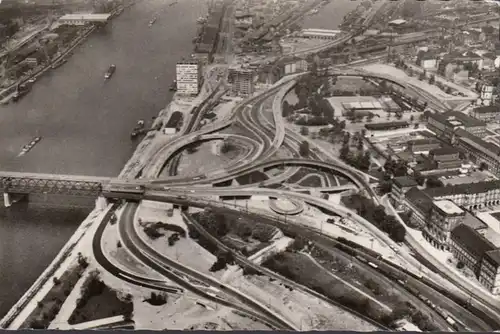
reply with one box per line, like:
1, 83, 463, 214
473, 105, 500, 114
426, 180, 500, 198
393, 176, 418, 188
388, 19, 407, 26
405, 187, 433, 214
462, 212, 488, 231
456, 129, 500, 162
429, 147, 459, 156
433, 200, 464, 216
485, 249, 500, 266
451, 224, 495, 259
59, 13, 111, 21
429, 110, 486, 128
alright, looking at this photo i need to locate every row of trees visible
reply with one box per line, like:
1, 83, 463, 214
343, 195, 406, 243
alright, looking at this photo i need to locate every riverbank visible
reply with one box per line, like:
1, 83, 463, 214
0, 2, 127, 105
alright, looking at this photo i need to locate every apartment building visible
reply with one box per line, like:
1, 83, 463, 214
391, 176, 418, 208
450, 212, 500, 295
426, 180, 500, 210
471, 105, 500, 123
424, 200, 465, 251
176, 60, 202, 95
228, 67, 255, 96
427, 111, 487, 140
455, 129, 500, 176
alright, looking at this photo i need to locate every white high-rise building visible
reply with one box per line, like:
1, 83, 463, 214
175, 60, 201, 95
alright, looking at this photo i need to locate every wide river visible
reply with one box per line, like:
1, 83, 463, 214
0, 0, 355, 318
0, 0, 206, 317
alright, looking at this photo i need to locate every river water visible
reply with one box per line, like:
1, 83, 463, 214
0, 0, 206, 317
0, 0, 354, 319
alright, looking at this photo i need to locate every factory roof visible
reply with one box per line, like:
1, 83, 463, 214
59, 13, 111, 21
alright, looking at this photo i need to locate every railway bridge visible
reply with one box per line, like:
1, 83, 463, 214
0, 171, 112, 207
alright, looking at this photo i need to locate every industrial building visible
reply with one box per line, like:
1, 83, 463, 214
299, 28, 341, 40
175, 60, 201, 95
228, 67, 254, 96
58, 13, 111, 26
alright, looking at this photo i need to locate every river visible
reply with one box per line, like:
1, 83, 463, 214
0, 0, 207, 317
0, 0, 354, 319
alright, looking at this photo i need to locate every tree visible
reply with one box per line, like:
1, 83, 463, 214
299, 141, 310, 157
426, 175, 444, 188
418, 72, 425, 81
428, 74, 435, 85
300, 126, 309, 136
479, 162, 488, 171
340, 144, 350, 160
410, 115, 414, 122
414, 171, 425, 186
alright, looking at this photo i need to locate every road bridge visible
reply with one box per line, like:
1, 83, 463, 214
0, 171, 111, 207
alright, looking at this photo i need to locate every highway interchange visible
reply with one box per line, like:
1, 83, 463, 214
91, 2, 500, 331
95, 60, 500, 330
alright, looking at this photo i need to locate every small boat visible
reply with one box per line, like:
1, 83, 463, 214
104, 64, 116, 79
149, 17, 157, 26
130, 131, 138, 138
169, 80, 177, 91
137, 119, 145, 127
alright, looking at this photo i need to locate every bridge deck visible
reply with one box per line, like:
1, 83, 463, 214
0, 171, 112, 183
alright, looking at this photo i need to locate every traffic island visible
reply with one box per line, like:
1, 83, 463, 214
20, 264, 85, 329
68, 270, 133, 326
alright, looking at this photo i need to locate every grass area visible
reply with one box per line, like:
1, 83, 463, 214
22, 265, 85, 329
141, 221, 186, 241
235, 171, 268, 185
189, 208, 279, 256
287, 167, 319, 183
298, 175, 323, 187
309, 244, 402, 309
262, 251, 390, 325
68, 270, 133, 325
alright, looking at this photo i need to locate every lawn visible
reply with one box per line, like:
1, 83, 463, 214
235, 171, 269, 185
22, 265, 85, 329
189, 209, 279, 256
298, 175, 323, 187
68, 271, 133, 325
262, 252, 389, 324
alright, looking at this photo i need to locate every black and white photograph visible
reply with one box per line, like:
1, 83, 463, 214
1, 0, 500, 331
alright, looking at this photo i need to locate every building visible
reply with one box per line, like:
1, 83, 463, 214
176, 60, 201, 95
471, 105, 500, 123
416, 50, 438, 70
58, 13, 111, 26
477, 79, 497, 105
480, 249, 500, 295
429, 147, 462, 169
300, 28, 341, 40
388, 19, 407, 28
450, 223, 493, 276
228, 67, 254, 96
427, 110, 487, 140
407, 138, 442, 153
426, 180, 500, 210
450, 212, 500, 295
391, 176, 418, 207
424, 200, 465, 250
455, 129, 500, 176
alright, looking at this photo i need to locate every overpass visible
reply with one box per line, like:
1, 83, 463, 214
0, 171, 111, 207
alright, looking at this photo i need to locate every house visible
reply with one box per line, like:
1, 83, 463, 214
471, 105, 500, 123
416, 50, 438, 70
476, 78, 497, 105
427, 110, 487, 140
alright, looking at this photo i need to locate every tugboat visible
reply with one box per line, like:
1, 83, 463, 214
130, 131, 138, 139
169, 80, 177, 91
12, 83, 30, 102
149, 16, 157, 27
19, 136, 42, 156
104, 64, 116, 79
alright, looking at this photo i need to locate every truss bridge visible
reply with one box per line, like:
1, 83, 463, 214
0, 171, 112, 206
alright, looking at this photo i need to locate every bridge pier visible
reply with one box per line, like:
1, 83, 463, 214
3, 192, 11, 207
95, 196, 108, 211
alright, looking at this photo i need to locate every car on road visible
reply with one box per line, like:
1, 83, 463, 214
163, 187, 171, 191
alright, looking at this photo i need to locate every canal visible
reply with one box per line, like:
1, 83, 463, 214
0, 0, 206, 317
